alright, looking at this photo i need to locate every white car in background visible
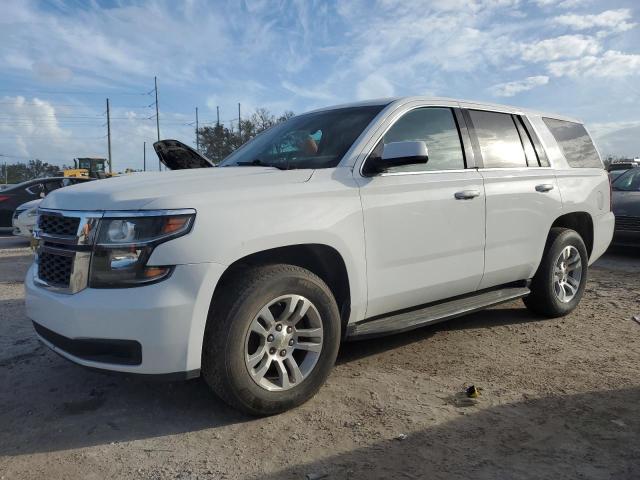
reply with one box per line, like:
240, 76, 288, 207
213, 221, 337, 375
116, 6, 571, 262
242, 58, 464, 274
12, 199, 41, 238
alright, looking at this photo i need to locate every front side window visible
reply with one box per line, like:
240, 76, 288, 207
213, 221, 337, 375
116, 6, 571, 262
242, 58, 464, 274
542, 118, 601, 168
468, 110, 527, 168
368, 107, 465, 173
219, 105, 384, 170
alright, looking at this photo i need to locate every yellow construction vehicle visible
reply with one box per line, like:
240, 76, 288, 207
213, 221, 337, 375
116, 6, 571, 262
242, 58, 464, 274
64, 158, 113, 179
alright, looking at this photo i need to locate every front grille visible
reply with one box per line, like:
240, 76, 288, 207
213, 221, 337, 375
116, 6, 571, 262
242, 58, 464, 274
615, 215, 640, 232
39, 214, 80, 236
38, 251, 74, 287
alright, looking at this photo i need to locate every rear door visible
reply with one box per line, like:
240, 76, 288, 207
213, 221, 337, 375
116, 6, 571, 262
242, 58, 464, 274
464, 108, 562, 288
356, 105, 486, 317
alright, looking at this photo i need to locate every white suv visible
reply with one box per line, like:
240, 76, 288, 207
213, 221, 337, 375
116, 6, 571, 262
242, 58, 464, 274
26, 97, 614, 415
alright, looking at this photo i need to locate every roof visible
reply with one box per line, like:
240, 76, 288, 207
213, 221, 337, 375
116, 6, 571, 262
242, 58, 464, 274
306, 96, 582, 124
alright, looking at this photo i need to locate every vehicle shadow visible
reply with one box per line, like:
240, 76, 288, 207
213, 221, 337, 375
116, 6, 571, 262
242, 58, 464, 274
338, 305, 544, 366
257, 387, 640, 479
0, 302, 545, 457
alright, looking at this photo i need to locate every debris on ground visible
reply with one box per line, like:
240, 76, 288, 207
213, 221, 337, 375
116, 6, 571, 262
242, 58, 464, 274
465, 385, 481, 398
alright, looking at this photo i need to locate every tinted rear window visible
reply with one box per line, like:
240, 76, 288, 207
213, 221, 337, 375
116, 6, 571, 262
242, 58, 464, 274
542, 118, 601, 168
468, 110, 527, 168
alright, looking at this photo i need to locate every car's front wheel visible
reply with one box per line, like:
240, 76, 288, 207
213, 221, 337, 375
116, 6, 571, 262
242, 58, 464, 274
524, 227, 589, 318
202, 264, 341, 415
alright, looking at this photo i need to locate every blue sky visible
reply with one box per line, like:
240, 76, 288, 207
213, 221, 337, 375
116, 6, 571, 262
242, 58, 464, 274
1, 0, 639, 170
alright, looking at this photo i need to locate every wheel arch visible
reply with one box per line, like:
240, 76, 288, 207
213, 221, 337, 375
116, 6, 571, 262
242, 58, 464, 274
549, 211, 594, 258
209, 243, 352, 334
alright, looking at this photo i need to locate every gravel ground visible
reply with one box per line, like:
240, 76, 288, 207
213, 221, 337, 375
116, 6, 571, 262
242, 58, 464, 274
0, 234, 639, 480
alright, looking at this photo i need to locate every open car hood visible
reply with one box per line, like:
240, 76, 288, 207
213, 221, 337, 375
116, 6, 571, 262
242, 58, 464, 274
153, 139, 215, 170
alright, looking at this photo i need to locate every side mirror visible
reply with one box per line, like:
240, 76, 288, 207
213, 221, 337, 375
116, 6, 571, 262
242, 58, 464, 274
364, 141, 429, 175
382, 141, 429, 164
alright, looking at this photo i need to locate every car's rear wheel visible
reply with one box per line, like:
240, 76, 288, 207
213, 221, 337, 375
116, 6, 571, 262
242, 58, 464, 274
524, 227, 588, 318
202, 264, 341, 415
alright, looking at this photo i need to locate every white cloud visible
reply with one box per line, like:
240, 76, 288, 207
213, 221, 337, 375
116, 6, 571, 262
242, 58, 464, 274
589, 120, 640, 157
281, 81, 335, 101
535, 0, 589, 8
489, 75, 549, 97
521, 35, 600, 62
554, 9, 636, 33
356, 74, 395, 100
0, 96, 80, 161
548, 50, 640, 78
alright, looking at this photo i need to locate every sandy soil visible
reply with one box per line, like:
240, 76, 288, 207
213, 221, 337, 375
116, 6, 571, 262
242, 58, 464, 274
0, 234, 639, 480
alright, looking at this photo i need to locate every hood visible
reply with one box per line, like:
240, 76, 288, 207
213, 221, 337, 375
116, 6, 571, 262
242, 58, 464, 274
40, 166, 313, 211
153, 139, 215, 170
612, 191, 640, 217
17, 199, 42, 211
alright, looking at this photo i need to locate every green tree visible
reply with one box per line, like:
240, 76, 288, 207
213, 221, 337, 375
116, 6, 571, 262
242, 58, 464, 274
197, 107, 294, 164
2, 159, 61, 184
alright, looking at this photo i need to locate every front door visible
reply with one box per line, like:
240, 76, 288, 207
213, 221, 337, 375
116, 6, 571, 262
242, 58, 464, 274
356, 106, 486, 318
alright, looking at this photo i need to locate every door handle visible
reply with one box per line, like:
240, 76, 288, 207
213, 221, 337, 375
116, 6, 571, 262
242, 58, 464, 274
535, 184, 554, 192
454, 190, 481, 200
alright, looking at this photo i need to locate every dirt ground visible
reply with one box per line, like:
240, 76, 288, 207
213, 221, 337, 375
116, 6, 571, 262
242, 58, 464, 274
0, 235, 639, 480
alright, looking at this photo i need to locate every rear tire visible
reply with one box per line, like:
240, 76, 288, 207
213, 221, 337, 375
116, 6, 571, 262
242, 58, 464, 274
524, 227, 588, 318
202, 264, 341, 416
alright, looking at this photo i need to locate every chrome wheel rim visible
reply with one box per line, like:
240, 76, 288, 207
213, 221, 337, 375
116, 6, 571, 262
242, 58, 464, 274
244, 294, 323, 392
553, 246, 582, 303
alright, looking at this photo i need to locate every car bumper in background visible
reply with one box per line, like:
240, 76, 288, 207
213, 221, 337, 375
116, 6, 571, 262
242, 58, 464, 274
25, 261, 226, 376
612, 228, 640, 246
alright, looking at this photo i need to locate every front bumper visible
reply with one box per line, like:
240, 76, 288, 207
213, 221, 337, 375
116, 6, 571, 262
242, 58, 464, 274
25, 261, 226, 375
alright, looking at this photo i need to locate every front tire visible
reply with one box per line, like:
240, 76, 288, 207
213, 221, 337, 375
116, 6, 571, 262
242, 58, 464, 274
524, 227, 588, 318
202, 264, 341, 415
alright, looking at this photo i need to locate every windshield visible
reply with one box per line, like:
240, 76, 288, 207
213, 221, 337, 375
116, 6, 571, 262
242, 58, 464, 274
219, 105, 384, 169
78, 159, 105, 172
613, 167, 640, 191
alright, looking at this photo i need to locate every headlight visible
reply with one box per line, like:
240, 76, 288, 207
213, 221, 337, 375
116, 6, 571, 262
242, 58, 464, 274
89, 210, 195, 288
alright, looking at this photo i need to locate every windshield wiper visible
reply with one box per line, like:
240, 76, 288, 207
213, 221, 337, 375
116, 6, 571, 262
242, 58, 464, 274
234, 159, 287, 170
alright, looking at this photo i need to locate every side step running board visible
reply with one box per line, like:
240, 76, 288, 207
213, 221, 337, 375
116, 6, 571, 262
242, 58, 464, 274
346, 287, 530, 340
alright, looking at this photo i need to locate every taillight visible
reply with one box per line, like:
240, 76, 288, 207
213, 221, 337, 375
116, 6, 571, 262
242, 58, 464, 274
0, 195, 10, 202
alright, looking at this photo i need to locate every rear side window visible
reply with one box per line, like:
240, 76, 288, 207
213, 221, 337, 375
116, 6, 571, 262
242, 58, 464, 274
468, 110, 527, 168
542, 118, 601, 168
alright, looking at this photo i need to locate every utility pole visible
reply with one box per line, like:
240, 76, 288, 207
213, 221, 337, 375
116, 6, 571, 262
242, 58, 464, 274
195, 107, 199, 152
238, 103, 241, 139
216, 106, 220, 126
3, 161, 6, 185
106, 98, 112, 174
154, 76, 161, 170
143, 141, 146, 172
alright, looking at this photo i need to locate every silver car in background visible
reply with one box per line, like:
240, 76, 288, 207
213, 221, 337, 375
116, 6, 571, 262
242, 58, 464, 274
12, 199, 41, 238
